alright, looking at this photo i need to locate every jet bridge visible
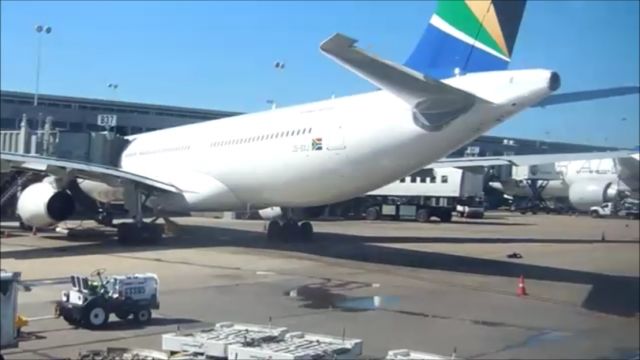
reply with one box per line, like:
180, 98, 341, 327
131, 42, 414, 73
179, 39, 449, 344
506, 163, 568, 214
1, 114, 130, 219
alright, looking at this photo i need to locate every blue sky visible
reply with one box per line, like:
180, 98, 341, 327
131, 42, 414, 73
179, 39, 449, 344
1, 0, 638, 148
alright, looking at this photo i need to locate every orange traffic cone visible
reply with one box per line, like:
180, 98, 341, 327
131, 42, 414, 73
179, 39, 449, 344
517, 275, 528, 296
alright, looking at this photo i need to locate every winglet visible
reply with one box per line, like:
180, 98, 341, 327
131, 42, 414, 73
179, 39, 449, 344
320, 33, 486, 131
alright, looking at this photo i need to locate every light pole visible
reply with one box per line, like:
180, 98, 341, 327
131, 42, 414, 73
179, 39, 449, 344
34, 25, 52, 107
107, 83, 119, 100
271, 60, 285, 109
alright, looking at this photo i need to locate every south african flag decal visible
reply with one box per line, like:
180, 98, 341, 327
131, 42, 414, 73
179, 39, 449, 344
312, 137, 323, 151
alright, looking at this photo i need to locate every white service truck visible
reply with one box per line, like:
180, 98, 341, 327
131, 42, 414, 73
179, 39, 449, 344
333, 167, 485, 222
55, 269, 160, 329
590, 199, 640, 219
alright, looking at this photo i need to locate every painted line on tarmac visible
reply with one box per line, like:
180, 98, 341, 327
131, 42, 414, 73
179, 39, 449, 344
256, 271, 277, 275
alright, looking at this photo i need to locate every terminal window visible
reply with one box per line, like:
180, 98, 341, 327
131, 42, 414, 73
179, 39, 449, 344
53, 121, 69, 130
130, 126, 143, 134
0, 118, 16, 129
69, 122, 84, 132
115, 126, 129, 136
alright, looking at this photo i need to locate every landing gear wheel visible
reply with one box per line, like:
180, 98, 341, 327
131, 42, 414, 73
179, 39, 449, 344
282, 220, 300, 242
267, 221, 282, 242
83, 300, 109, 329
133, 308, 151, 324
416, 209, 430, 223
300, 222, 313, 241
365, 207, 380, 221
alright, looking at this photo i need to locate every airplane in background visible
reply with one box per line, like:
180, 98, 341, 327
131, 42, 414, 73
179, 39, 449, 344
1, 0, 639, 244
487, 152, 640, 212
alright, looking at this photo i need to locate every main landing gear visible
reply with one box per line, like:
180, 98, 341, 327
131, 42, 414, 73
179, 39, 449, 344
115, 185, 164, 246
266, 219, 314, 242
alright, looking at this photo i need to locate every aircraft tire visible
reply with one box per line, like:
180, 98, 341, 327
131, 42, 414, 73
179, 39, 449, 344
282, 220, 299, 242
300, 221, 313, 241
267, 220, 282, 242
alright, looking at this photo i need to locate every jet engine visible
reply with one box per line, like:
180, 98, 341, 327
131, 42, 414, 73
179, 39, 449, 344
16, 180, 76, 228
568, 180, 619, 212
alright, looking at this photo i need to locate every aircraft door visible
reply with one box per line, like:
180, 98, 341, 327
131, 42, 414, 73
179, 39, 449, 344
326, 122, 346, 151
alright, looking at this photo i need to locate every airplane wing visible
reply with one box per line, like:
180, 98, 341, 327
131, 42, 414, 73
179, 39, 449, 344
0, 152, 183, 194
426, 150, 638, 169
533, 86, 639, 108
319, 33, 489, 131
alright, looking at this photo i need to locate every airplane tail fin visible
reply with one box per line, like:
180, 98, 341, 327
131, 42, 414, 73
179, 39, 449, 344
404, 0, 527, 79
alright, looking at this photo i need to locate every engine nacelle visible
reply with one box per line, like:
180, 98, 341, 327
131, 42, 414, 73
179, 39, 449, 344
568, 180, 618, 212
16, 181, 76, 228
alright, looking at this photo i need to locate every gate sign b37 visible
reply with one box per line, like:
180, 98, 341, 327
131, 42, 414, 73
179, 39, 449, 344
97, 114, 117, 128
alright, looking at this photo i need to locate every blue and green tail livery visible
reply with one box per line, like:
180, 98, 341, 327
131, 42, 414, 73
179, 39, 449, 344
405, 0, 527, 79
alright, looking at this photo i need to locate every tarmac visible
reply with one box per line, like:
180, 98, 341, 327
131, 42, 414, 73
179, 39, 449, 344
1, 211, 638, 359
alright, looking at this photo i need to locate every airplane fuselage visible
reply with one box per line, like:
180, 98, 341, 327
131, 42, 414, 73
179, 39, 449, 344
80, 69, 557, 214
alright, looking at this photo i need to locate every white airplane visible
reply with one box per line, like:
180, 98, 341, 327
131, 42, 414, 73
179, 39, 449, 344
488, 152, 640, 212
1, 0, 638, 244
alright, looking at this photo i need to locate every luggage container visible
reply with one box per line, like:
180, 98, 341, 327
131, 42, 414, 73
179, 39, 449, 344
227, 331, 363, 360
162, 322, 288, 359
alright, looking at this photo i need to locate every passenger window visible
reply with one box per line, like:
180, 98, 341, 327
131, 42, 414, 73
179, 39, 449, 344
441, 175, 448, 183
